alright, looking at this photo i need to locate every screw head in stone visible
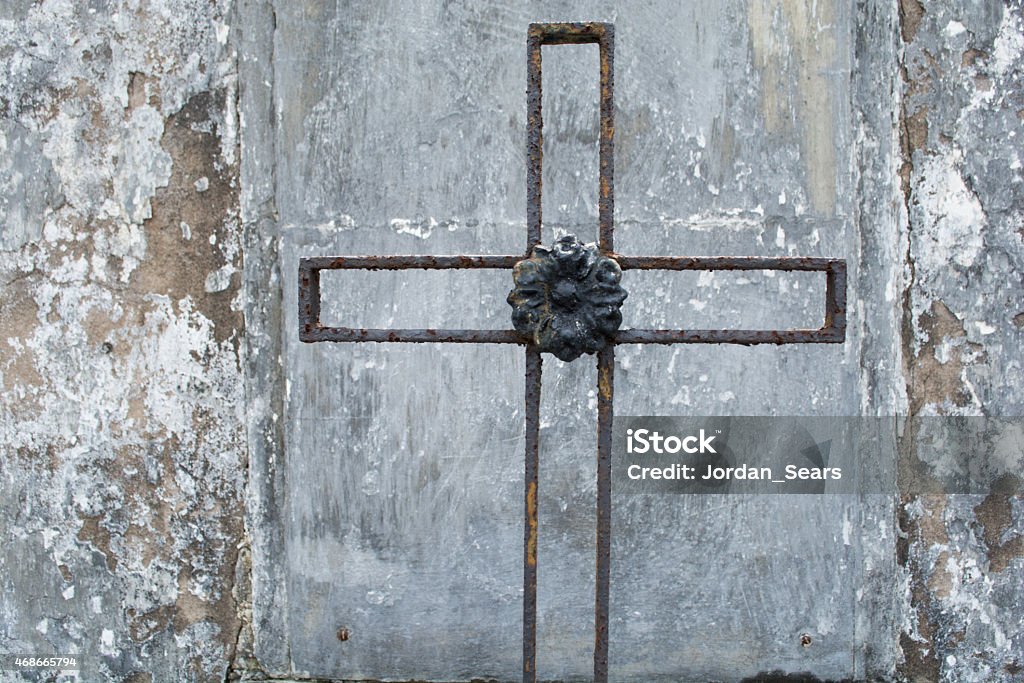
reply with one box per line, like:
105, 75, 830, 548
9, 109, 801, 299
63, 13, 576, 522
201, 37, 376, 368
507, 234, 628, 362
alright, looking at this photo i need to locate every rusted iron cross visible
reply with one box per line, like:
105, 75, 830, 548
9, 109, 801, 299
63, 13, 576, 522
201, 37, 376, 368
298, 22, 846, 683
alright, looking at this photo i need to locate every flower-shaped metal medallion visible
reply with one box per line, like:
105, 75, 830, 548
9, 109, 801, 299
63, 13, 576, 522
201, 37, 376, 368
507, 234, 628, 362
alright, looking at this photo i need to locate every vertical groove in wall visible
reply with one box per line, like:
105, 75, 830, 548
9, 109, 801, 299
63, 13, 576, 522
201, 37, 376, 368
236, 0, 287, 678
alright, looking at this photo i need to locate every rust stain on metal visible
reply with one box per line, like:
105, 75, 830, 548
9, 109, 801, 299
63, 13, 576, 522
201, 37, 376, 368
615, 255, 843, 271
614, 328, 842, 345
594, 345, 614, 682
297, 21, 847, 683
525, 481, 538, 567
523, 347, 541, 682
527, 26, 543, 251
303, 254, 521, 270
598, 357, 613, 401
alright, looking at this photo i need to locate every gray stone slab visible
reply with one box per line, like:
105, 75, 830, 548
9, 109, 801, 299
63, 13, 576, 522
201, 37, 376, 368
252, 1, 898, 680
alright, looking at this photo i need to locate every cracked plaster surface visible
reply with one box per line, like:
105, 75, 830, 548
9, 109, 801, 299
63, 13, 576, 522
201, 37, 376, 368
897, 2, 1024, 681
1, 1, 245, 681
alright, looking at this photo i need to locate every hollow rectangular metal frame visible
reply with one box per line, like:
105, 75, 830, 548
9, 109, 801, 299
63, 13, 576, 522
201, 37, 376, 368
297, 21, 847, 683
297, 255, 846, 345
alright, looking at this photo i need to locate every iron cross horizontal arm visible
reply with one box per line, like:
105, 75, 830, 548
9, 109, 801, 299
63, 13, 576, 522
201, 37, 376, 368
298, 22, 846, 683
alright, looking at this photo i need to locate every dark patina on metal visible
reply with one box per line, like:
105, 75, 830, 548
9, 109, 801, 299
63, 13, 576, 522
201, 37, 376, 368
508, 235, 627, 362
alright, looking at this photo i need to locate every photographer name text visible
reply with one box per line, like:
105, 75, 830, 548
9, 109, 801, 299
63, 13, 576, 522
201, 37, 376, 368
624, 428, 842, 482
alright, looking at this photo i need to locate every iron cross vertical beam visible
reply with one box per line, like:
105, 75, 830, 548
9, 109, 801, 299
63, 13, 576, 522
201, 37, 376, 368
525, 22, 616, 682
526, 22, 617, 683
298, 21, 847, 683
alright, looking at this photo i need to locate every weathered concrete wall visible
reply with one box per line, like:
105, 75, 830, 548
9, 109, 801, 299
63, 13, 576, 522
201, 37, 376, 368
0, 1, 245, 681
896, 1, 1024, 681
0, 0, 1021, 681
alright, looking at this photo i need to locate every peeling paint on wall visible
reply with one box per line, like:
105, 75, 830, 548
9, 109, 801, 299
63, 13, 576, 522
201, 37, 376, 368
898, 1, 1024, 681
0, 0, 244, 680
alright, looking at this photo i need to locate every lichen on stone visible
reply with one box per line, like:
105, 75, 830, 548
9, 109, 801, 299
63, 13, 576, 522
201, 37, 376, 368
507, 234, 627, 362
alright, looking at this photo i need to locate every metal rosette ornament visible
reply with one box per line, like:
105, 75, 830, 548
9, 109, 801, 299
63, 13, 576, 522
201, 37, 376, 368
508, 234, 628, 362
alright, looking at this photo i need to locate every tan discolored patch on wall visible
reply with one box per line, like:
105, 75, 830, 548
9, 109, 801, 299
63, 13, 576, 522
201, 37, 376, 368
926, 550, 954, 599
126, 72, 162, 113
82, 305, 125, 352
906, 301, 983, 415
899, 104, 928, 199
747, 0, 839, 215
973, 475, 1024, 574
132, 89, 242, 348
0, 278, 43, 396
899, 0, 925, 44
77, 513, 120, 572
898, 494, 946, 682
